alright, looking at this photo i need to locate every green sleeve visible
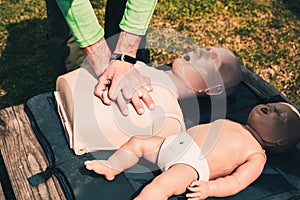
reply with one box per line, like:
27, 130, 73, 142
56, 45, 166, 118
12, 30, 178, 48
56, 0, 104, 48
119, 0, 157, 35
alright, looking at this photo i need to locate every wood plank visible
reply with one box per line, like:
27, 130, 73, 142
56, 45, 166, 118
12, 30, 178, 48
0, 105, 66, 200
0, 182, 5, 200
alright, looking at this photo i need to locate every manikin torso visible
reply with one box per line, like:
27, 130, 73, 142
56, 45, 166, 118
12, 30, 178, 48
187, 119, 266, 180
55, 62, 186, 154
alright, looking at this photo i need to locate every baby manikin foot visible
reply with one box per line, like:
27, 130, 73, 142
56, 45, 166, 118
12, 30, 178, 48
84, 160, 119, 181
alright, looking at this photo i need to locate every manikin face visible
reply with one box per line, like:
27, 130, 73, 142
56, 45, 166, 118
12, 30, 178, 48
172, 46, 241, 95
247, 102, 300, 145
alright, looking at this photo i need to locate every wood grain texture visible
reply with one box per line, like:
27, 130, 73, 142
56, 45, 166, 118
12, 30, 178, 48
0, 105, 66, 200
0, 182, 5, 200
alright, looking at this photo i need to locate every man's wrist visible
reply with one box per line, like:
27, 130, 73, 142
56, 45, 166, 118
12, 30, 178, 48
110, 53, 137, 64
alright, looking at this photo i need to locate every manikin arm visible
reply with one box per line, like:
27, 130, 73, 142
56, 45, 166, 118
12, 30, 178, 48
186, 153, 266, 199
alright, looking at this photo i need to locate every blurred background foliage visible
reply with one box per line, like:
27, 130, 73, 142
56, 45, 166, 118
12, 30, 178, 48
0, 0, 299, 108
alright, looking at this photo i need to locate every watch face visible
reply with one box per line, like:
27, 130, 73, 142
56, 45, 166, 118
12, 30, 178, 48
111, 53, 122, 60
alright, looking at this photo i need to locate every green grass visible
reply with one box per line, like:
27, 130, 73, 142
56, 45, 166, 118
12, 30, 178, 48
0, 0, 299, 108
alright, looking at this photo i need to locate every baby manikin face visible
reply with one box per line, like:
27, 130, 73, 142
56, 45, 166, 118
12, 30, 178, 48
172, 47, 218, 93
172, 46, 239, 95
247, 102, 300, 144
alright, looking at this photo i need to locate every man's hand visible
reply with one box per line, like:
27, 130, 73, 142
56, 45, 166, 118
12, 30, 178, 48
94, 60, 154, 116
186, 180, 211, 200
94, 31, 155, 116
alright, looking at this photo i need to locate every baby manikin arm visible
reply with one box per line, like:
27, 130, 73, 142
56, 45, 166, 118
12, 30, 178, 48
208, 153, 266, 197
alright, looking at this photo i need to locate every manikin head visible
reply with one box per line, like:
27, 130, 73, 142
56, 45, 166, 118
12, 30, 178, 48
247, 102, 300, 153
172, 46, 242, 96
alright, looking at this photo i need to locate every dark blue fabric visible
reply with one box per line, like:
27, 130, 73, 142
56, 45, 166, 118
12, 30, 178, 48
25, 79, 300, 199
25, 93, 135, 200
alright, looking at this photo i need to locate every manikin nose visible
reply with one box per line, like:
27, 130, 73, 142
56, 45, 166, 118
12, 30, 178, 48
261, 107, 269, 114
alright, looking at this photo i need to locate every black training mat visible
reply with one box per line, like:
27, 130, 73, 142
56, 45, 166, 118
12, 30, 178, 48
24, 65, 300, 200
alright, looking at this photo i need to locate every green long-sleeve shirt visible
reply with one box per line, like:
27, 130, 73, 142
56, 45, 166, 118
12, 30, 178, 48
56, 0, 157, 48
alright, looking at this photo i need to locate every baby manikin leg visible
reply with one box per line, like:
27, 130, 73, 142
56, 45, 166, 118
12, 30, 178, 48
85, 149, 140, 180
85, 136, 164, 180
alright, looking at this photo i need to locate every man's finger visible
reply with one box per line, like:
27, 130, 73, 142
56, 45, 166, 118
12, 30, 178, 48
131, 92, 145, 115
139, 87, 155, 110
102, 88, 111, 105
94, 74, 110, 94
94, 80, 112, 105
109, 75, 125, 101
94, 82, 104, 98
121, 83, 135, 102
97, 72, 111, 88
116, 93, 129, 116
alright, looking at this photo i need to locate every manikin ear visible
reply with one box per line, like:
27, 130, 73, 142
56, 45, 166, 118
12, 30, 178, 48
211, 52, 221, 68
276, 137, 289, 146
263, 138, 290, 148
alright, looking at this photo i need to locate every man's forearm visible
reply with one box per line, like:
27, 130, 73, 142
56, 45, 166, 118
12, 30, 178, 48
114, 31, 141, 57
83, 38, 111, 77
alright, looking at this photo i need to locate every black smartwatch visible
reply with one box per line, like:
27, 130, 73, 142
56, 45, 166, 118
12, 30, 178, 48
110, 53, 137, 64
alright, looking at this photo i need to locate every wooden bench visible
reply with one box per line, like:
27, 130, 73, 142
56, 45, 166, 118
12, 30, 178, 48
0, 182, 5, 200
0, 66, 298, 200
0, 105, 66, 200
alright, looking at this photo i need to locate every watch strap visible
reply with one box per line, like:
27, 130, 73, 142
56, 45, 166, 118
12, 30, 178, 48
110, 53, 137, 64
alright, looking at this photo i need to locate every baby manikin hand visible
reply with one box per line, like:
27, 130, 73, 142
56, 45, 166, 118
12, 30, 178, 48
186, 180, 211, 200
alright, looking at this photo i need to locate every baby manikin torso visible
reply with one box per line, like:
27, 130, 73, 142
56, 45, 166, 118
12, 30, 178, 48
55, 61, 185, 155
